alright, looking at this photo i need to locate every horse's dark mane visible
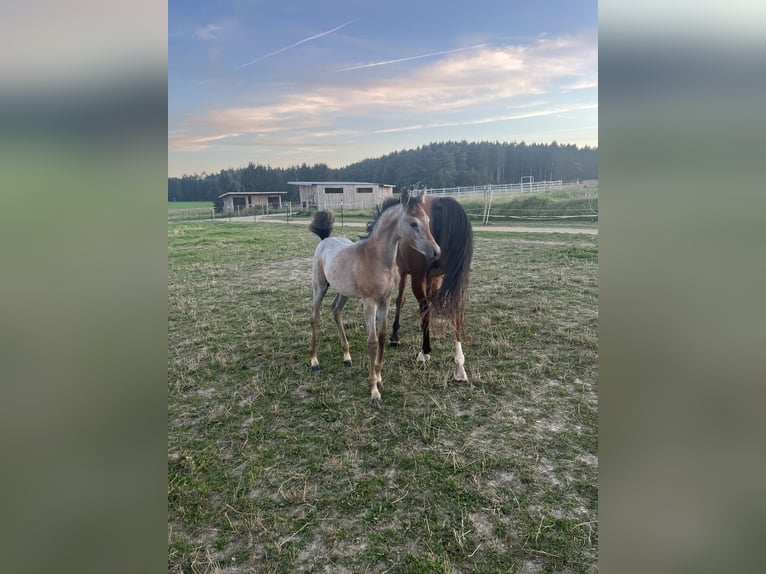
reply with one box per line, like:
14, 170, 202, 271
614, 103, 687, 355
364, 196, 473, 331
427, 196, 473, 335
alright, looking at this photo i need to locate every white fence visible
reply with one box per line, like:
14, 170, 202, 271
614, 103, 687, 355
422, 179, 599, 197
421, 180, 598, 225
168, 203, 294, 222
168, 180, 598, 225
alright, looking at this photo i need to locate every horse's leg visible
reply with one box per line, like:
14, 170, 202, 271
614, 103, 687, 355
412, 276, 431, 364
452, 321, 468, 382
332, 294, 352, 366
309, 280, 329, 371
363, 299, 383, 405
375, 301, 389, 386
389, 272, 407, 346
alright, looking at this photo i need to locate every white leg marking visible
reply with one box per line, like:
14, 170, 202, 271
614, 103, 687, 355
416, 351, 431, 363
453, 342, 468, 381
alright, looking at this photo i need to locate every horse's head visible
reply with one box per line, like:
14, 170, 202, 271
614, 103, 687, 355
399, 189, 441, 264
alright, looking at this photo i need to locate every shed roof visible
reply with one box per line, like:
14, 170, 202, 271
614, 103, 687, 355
288, 181, 395, 188
218, 191, 288, 198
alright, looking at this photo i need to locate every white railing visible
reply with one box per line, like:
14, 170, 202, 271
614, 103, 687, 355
422, 180, 598, 225
424, 180, 566, 196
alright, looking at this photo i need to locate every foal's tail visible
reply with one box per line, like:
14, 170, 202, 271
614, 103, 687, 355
309, 210, 335, 240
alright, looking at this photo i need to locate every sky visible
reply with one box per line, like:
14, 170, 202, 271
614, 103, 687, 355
168, 0, 597, 177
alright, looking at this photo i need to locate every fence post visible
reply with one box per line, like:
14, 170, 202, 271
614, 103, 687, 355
483, 188, 494, 226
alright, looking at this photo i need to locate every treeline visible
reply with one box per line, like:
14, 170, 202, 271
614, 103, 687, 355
168, 140, 598, 203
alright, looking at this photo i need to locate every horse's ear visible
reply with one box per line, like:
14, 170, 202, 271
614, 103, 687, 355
409, 189, 425, 205
400, 188, 410, 205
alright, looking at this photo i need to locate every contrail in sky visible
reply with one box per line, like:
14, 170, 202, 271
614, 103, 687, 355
338, 44, 485, 72
373, 103, 599, 134
241, 20, 356, 68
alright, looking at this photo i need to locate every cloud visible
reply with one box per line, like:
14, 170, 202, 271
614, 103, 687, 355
169, 132, 240, 152
240, 20, 356, 68
327, 35, 595, 113
173, 33, 597, 152
194, 20, 235, 41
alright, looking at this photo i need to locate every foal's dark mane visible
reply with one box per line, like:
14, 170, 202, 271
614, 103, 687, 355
362, 197, 401, 239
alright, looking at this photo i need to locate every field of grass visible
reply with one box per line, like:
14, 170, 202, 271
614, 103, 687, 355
169, 202, 214, 211
168, 219, 598, 573
169, 203, 216, 223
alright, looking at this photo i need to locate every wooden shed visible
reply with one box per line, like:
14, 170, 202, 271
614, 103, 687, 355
219, 192, 287, 214
288, 181, 395, 211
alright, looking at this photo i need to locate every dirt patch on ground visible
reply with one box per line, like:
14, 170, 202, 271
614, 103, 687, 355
254, 256, 313, 288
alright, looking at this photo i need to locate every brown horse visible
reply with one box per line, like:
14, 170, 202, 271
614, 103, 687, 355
367, 194, 474, 381
309, 190, 440, 405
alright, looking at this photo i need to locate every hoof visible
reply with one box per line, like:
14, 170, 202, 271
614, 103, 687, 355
454, 363, 468, 382
344, 360, 353, 367
311, 364, 321, 372
370, 395, 382, 407
416, 351, 431, 364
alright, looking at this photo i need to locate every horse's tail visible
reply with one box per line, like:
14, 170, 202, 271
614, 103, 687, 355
309, 210, 335, 240
429, 197, 474, 335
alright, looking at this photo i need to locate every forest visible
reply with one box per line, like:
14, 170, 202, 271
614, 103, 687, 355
167, 140, 598, 203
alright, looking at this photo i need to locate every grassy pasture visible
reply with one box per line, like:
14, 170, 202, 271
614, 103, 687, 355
169, 203, 216, 223
168, 219, 598, 573
169, 201, 214, 211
